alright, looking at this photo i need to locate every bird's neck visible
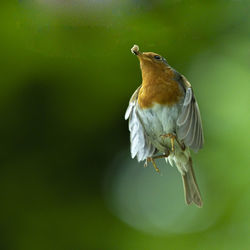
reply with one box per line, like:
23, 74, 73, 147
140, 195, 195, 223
140, 63, 173, 87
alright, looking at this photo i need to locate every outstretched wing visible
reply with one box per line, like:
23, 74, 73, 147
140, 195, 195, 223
125, 86, 155, 161
177, 77, 204, 152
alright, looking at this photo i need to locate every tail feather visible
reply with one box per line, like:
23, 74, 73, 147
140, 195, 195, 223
182, 158, 203, 207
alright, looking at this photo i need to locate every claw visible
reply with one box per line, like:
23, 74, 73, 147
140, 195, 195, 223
145, 157, 160, 173
144, 152, 170, 173
151, 158, 160, 173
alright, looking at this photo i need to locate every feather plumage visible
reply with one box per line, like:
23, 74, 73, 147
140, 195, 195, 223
177, 87, 204, 152
125, 87, 155, 161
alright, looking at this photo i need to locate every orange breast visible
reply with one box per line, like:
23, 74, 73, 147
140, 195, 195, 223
138, 71, 183, 109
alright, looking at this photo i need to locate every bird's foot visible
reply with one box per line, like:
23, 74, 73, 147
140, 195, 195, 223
144, 157, 160, 173
144, 152, 170, 173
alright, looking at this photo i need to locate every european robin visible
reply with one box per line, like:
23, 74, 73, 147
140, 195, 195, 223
125, 45, 204, 207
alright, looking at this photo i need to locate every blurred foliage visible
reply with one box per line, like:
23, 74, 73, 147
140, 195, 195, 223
0, 0, 249, 250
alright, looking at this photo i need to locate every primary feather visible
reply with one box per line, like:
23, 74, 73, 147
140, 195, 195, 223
177, 88, 204, 152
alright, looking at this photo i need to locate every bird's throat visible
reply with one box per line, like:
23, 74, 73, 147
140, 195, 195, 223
138, 67, 183, 109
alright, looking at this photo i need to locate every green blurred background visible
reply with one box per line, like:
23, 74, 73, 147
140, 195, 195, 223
0, 1, 249, 250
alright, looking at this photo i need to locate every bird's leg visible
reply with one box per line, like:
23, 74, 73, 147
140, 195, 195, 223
161, 133, 175, 152
145, 157, 160, 173
161, 133, 185, 152
144, 151, 170, 173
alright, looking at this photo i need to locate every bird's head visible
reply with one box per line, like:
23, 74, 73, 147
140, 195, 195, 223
131, 44, 169, 72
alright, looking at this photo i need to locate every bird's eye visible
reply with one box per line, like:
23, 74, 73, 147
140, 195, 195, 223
154, 55, 161, 60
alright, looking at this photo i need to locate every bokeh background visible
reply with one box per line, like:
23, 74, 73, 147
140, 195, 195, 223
0, 1, 249, 249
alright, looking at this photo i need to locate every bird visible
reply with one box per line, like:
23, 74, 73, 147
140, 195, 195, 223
125, 45, 204, 207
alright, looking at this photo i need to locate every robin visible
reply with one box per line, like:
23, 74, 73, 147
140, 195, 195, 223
125, 45, 204, 207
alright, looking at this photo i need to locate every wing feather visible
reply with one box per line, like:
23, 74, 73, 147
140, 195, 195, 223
177, 98, 191, 126
125, 86, 141, 120
125, 86, 155, 161
177, 86, 204, 152
184, 103, 196, 146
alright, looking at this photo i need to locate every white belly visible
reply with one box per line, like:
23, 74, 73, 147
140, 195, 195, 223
137, 103, 180, 152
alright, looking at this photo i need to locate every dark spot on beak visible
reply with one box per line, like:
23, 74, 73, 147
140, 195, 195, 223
132, 50, 139, 55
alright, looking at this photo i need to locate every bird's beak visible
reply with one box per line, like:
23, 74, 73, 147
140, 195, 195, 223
131, 44, 141, 56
